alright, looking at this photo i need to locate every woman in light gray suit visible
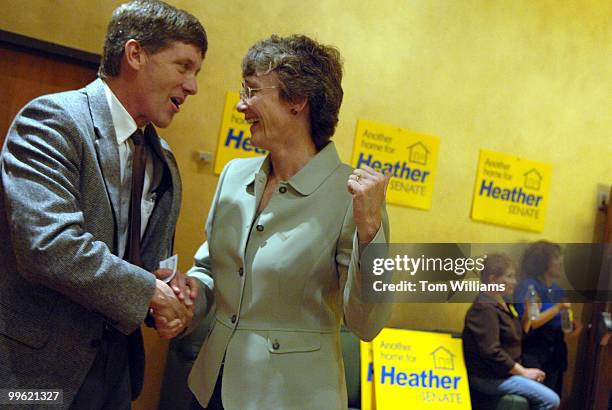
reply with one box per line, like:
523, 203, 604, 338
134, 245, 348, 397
187, 34, 391, 409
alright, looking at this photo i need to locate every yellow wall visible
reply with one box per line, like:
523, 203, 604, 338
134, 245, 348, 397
6, 0, 608, 329
2, 0, 610, 404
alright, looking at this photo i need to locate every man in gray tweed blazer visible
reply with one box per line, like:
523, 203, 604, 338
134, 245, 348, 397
0, 1, 207, 408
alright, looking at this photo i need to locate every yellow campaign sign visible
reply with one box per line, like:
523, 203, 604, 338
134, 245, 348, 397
351, 119, 440, 210
362, 328, 471, 410
213, 91, 268, 175
471, 149, 552, 232
361, 340, 376, 410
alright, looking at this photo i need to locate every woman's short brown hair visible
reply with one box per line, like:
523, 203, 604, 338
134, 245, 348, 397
241, 34, 343, 150
521, 240, 561, 279
480, 253, 517, 284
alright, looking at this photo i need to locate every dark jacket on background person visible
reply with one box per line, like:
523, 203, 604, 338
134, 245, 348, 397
462, 292, 523, 379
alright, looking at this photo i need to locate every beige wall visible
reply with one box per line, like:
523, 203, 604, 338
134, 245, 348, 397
2, 0, 610, 404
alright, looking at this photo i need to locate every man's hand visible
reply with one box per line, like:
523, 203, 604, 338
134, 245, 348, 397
149, 279, 190, 339
347, 165, 391, 245
153, 268, 174, 282
154, 269, 199, 307
153, 313, 185, 339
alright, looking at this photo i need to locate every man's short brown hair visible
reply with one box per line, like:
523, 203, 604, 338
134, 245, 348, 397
99, 0, 207, 79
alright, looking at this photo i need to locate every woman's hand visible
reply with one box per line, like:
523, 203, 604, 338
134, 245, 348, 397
511, 362, 545, 382
557, 302, 571, 311
522, 367, 546, 382
569, 320, 583, 337
154, 268, 199, 307
347, 165, 391, 245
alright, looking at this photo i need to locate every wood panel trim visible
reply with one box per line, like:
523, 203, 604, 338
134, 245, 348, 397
0, 29, 100, 69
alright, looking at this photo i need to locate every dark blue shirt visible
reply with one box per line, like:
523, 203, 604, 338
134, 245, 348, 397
514, 277, 565, 329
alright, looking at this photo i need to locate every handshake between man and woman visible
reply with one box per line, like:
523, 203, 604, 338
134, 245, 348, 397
149, 269, 201, 339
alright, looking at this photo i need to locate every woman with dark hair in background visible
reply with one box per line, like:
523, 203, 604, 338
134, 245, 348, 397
463, 254, 560, 410
513, 241, 582, 397
185, 34, 391, 409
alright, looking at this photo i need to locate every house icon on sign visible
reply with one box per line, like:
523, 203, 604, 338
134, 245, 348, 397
523, 168, 542, 191
407, 142, 429, 165
430, 346, 455, 370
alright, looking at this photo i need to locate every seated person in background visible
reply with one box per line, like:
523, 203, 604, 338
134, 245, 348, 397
463, 254, 560, 410
513, 241, 582, 396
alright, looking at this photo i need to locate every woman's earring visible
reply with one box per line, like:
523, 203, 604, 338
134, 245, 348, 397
291, 108, 298, 115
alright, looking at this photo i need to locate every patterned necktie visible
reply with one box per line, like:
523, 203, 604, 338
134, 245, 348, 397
125, 128, 147, 267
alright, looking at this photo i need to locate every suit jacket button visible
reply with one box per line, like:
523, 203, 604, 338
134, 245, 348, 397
279, 186, 287, 194
256, 224, 264, 232
90, 339, 101, 348
272, 341, 280, 350
238, 267, 244, 276
231, 314, 237, 323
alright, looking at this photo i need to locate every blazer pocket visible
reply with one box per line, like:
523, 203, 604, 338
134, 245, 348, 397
0, 303, 50, 349
267, 331, 321, 354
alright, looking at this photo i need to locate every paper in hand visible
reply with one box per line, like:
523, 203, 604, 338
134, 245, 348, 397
158, 254, 178, 283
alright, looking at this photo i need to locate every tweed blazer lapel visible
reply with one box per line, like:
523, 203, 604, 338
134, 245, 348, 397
140, 125, 182, 269
87, 79, 122, 236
